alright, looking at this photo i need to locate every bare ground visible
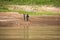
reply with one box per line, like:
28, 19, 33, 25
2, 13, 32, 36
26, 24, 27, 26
8, 5, 60, 13
0, 12, 60, 27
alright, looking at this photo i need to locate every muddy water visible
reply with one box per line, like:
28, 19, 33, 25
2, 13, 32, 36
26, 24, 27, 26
0, 25, 59, 40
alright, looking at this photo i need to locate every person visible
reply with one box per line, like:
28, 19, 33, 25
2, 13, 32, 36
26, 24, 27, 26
23, 14, 25, 21
26, 14, 29, 21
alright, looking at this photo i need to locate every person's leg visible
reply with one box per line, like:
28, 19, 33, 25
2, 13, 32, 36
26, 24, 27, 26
27, 17, 28, 21
27, 17, 29, 21
24, 14, 25, 21
27, 15, 29, 21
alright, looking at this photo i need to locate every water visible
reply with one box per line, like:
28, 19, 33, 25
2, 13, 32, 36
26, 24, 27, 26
0, 25, 59, 40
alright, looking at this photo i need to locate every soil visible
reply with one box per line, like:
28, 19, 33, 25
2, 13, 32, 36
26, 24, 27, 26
0, 12, 60, 27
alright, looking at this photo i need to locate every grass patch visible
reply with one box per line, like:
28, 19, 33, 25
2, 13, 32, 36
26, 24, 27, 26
0, 0, 60, 7
0, 9, 60, 16
19, 11, 60, 16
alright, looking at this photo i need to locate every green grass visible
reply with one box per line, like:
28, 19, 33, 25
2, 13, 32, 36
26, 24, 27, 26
0, 0, 60, 7
0, 9, 60, 16
19, 11, 60, 16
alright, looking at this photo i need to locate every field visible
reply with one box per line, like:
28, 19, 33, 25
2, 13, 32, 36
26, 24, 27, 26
0, 12, 60, 40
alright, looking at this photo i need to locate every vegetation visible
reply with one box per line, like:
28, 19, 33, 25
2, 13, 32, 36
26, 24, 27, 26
0, 0, 60, 6
0, 9, 60, 16
0, 0, 60, 16
18, 11, 60, 16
